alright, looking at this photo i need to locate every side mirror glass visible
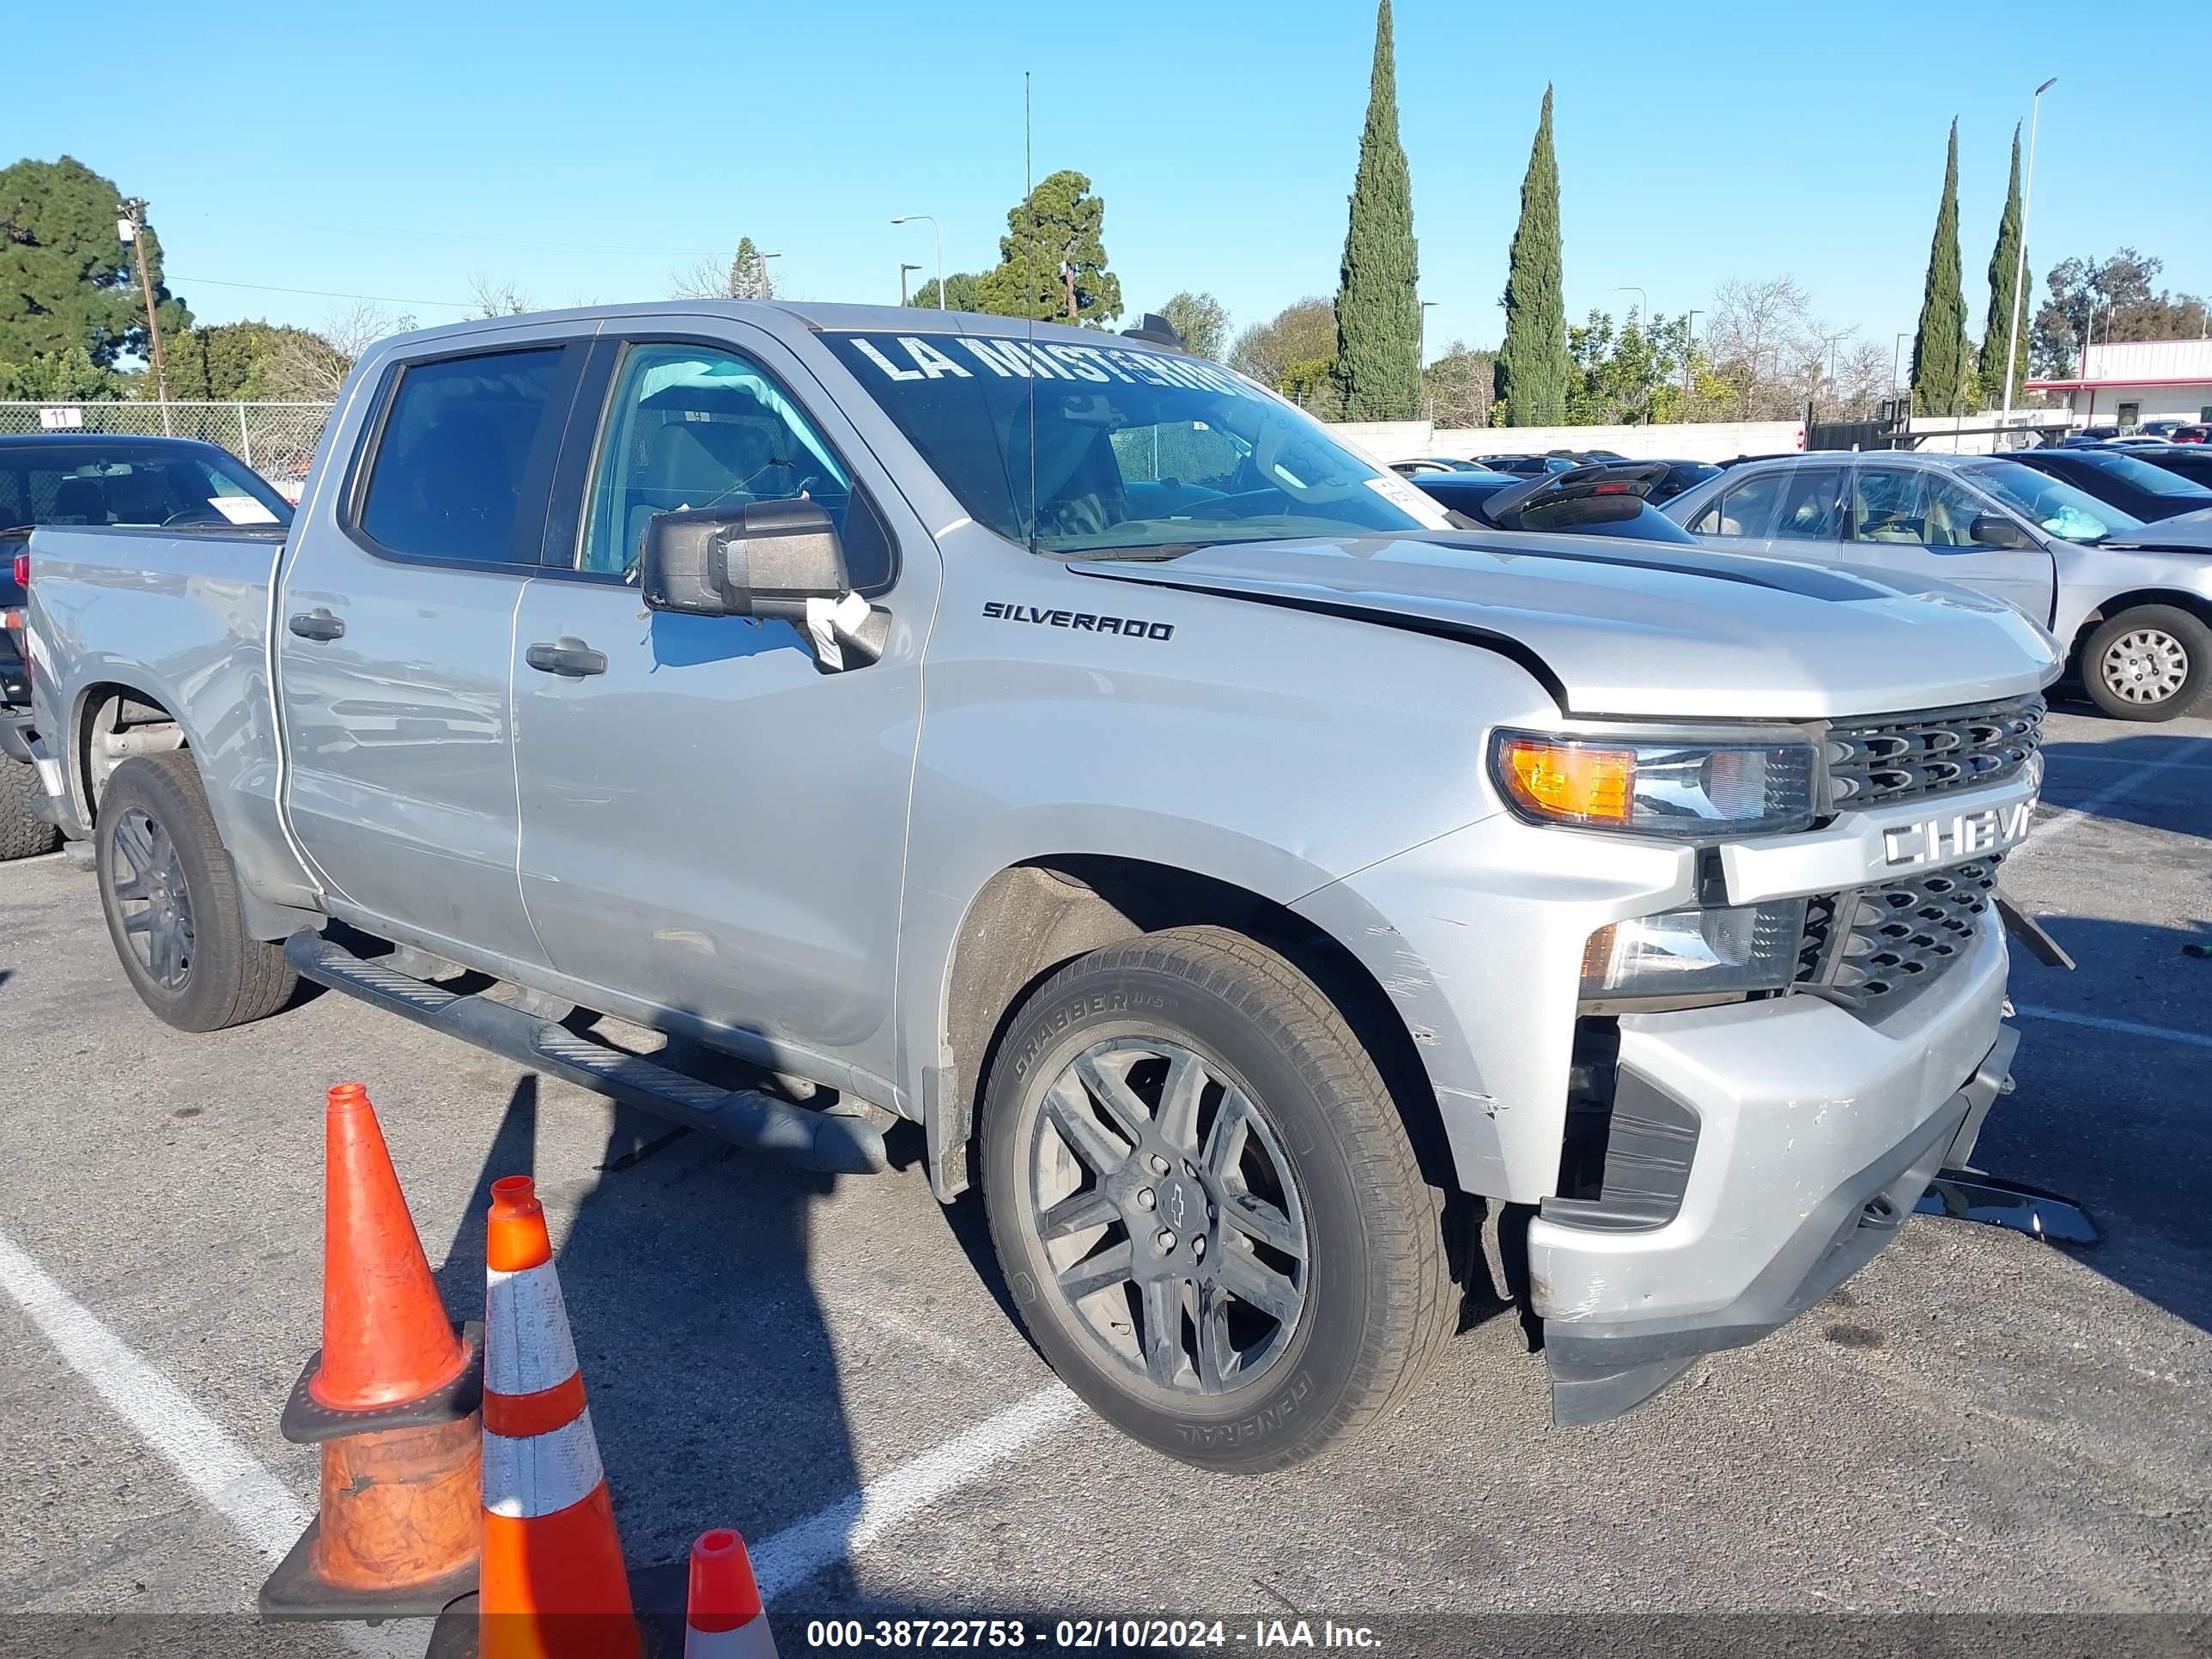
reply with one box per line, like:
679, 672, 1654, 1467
1969, 512, 2033, 550
641, 500, 849, 620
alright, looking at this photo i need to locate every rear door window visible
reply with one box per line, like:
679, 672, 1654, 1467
1770, 466, 1844, 542
356, 348, 573, 566
1690, 471, 1784, 538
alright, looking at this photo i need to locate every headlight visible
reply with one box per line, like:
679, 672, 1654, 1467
1493, 731, 1819, 837
1582, 899, 1808, 1000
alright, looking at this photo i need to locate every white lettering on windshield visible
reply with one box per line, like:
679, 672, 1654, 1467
958, 338, 1032, 378
1042, 344, 1111, 384
898, 337, 973, 379
852, 338, 922, 381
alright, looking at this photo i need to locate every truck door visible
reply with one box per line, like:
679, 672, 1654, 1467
507, 329, 937, 1084
276, 337, 588, 967
1838, 464, 2057, 623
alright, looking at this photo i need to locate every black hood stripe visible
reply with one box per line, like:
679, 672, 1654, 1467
1068, 566, 1571, 708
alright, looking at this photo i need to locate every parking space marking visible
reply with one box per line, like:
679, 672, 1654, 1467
2014, 1004, 2212, 1052
751, 1383, 1081, 1603
0, 1226, 310, 1560
2016, 744, 2207, 864
2046, 750, 2212, 778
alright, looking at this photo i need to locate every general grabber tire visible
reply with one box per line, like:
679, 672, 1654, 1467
2079, 604, 2212, 721
0, 756, 60, 860
94, 751, 297, 1032
981, 925, 1455, 1473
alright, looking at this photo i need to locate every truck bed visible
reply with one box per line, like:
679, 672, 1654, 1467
25, 523, 313, 908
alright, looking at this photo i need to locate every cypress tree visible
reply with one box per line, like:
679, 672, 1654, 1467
1494, 86, 1573, 427
1911, 120, 1972, 416
1978, 125, 2029, 408
1330, 0, 1421, 421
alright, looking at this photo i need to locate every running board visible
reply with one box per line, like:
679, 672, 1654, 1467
284, 933, 887, 1176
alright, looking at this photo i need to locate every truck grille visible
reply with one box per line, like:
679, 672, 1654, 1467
1795, 855, 2002, 1014
1825, 696, 2043, 810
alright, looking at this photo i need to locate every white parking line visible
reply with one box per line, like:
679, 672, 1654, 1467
2014, 1004, 2212, 1052
751, 1383, 1082, 1601
2014, 744, 2207, 863
0, 1227, 310, 1560
0, 1220, 1079, 1612
2047, 750, 2212, 778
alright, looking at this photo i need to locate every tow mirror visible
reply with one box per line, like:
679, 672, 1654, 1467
641, 500, 849, 622
1969, 512, 2033, 550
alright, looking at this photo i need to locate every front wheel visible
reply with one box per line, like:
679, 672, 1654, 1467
94, 751, 297, 1031
981, 927, 1455, 1473
2080, 605, 2210, 720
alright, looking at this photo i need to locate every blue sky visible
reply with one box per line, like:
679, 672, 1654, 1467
14, 1, 2204, 364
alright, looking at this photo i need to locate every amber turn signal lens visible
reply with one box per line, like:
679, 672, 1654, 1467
1498, 737, 1635, 826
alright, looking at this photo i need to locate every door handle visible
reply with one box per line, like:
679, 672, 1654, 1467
288, 608, 345, 641
525, 637, 608, 678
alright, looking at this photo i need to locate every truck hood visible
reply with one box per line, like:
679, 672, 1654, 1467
1076, 532, 2059, 720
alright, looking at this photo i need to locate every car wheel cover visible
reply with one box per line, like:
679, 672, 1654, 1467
2100, 628, 2189, 705
1021, 1036, 1310, 1397
109, 805, 195, 992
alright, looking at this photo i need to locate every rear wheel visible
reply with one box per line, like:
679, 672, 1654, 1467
981, 926, 1455, 1473
0, 756, 60, 860
94, 751, 297, 1031
2080, 605, 2210, 720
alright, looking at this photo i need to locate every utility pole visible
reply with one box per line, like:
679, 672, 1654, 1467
899, 263, 922, 307
1893, 331, 1911, 404
755, 251, 782, 298
2002, 77, 2057, 429
1684, 309, 1702, 398
1419, 301, 1438, 419
117, 198, 172, 436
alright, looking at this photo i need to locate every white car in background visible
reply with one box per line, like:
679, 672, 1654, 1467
1664, 451, 2212, 720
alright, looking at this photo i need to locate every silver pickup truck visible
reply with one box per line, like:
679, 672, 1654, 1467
22, 303, 2058, 1471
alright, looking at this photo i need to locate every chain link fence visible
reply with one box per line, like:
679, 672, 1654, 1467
0, 402, 335, 500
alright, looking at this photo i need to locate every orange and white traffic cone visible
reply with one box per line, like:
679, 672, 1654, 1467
261, 1082, 483, 1620
478, 1174, 639, 1659
684, 1530, 778, 1657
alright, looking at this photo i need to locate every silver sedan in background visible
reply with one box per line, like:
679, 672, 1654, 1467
1663, 451, 2212, 720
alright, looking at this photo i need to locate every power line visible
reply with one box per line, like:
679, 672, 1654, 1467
170, 276, 474, 309
189, 211, 734, 259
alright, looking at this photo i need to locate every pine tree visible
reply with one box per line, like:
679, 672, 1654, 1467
728, 236, 772, 300
1329, 0, 1421, 420
1978, 125, 2029, 408
1911, 121, 1972, 416
973, 171, 1121, 325
1494, 86, 1573, 427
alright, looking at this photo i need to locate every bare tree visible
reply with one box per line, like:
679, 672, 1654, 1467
1837, 339, 1893, 418
467, 273, 536, 318
667, 258, 732, 301
258, 301, 415, 403
1700, 276, 1820, 420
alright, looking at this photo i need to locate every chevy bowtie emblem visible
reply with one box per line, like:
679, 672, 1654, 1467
1883, 799, 2035, 868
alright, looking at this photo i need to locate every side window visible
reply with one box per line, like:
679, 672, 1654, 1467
357, 349, 568, 564
1691, 471, 1784, 538
579, 343, 887, 586
1851, 470, 1928, 544
1919, 474, 1991, 549
1770, 466, 1844, 542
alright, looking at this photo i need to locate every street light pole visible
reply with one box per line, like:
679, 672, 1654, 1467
1613, 286, 1648, 330
2001, 77, 2057, 428
116, 198, 172, 436
1684, 309, 1702, 398
899, 264, 921, 307
1893, 331, 1911, 401
1418, 301, 1438, 419
892, 215, 945, 309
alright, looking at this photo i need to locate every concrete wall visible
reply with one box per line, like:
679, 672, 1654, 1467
1326, 418, 1810, 465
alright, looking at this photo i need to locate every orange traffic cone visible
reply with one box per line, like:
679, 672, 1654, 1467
262, 1083, 483, 1620
478, 1175, 639, 1659
684, 1530, 778, 1657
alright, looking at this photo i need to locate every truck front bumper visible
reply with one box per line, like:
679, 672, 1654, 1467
1530, 916, 2014, 1424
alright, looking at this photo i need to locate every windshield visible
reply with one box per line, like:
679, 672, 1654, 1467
2076, 451, 2212, 500
0, 443, 293, 532
1963, 459, 2143, 544
824, 331, 1451, 556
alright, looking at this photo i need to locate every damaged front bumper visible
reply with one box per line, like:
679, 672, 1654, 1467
1529, 916, 2015, 1425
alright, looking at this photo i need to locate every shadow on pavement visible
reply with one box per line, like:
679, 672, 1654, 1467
1993, 914, 2212, 1336
2038, 731, 2210, 840
428, 1057, 861, 1597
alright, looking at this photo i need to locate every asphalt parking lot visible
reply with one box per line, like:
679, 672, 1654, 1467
2, 700, 2208, 1656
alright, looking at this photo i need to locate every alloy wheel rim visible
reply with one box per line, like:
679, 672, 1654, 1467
110, 807, 194, 992
2100, 629, 2188, 705
1024, 1036, 1310, 1397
